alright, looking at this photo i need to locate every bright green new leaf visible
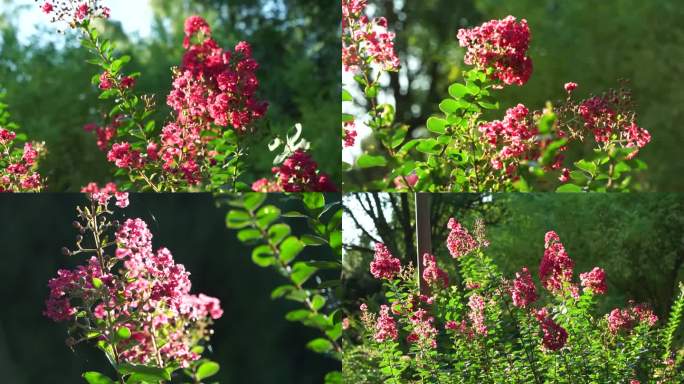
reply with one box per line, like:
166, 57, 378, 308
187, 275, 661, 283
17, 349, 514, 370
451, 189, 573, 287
196, 361, 220, 380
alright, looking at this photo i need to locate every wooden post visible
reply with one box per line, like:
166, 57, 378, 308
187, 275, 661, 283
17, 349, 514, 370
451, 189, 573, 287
414, 193, 431, 295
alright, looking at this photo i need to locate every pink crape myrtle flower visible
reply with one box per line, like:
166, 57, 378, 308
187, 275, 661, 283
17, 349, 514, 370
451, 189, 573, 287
0, 127, 45, 192
457, 16, 532, 87
539, 231, 575, 294
510, 267, 538, 308
422, 253, 449, 288
577, 93, 651, 156
607, 302, 658, 334
446, 218, 478, 258
534, 308, 568, 351
40, 1, 110, 26
370, 243, 401, 280
407, 308, 438, 349
81, 182, 129, 208
44, 198, 222, 369
342, 0, 400, 72
251, 148, 337, 192
343, 121, 357, 147
468, 294, 488, 336
393, 172, 418, 190
579, 267, 607, 295
479, 104, 537, 172
564, 82, 578, 93
374, 305, 398, 342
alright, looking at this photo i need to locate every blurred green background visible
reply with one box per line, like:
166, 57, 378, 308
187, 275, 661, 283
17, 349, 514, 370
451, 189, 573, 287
352, 0, 684, 191
343, 193, 684, 322
0, 193, 340, 383
0, 0, 340, 191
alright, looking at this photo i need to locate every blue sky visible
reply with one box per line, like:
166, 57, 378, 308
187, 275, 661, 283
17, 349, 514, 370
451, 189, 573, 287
10, 0, 153, 40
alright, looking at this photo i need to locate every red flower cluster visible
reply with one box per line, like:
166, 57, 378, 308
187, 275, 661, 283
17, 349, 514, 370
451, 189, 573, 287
510, 267, 538, 308
539, 231, 575, 294
374, 305, 398, 342
370, 243, 401, 280
251, 150, 337, 192
479, 103, 537, 173
446, 218, 479, 258
0, 127, 44, 192
468, 294, 488, 336
579, 267, 607, 295
81, 182, 129, 208
156, 16, 268, 184
343, 121, 357, 147
422, 253, 449, 288
342, 0, 400, 72
607, 303, 658, 334
170, 16, 268, 132
45, 199, 222, 368
40, 1, 110, 26
534, 308, 568, 351
84, 119, 118, 151
407, 308, 438, 349
577, 93, 651, 154
457, 16, 532, 87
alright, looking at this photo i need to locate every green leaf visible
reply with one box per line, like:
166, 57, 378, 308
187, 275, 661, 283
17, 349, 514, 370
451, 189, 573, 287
556, 184, 583, 193
342, 113, 354, 123
282, 211, 308, 218
92, 277, 103, 289
271, 285, 296, 299
426, 117, 447, 134
303, 193, 325, 209
538, 111, 557, 134
255, 205, 281, 229
243, 193, 267, 212
196, 361, 220, 380
285, 309, 311, 321
390, 127, 408, 148
439, 99, 459, 114
324, 371, 343, 384
252, 245, 276, 267
301, 234, 328, 246
477, 101, 499, 110
311, 295, 326, 311
117, 364, 171, 381
291, 262, 318, 286
575, 159, 597, 176
364, 84, 378, 98
237, 228, 262, 242
83, 372, 115, 384
306, 338, 334, 353
280, 236, 304, 264
342, 89, 352, 102
116, 326, 131, 340
356, 154, 387, 168
268, 224, 291, 245
448, 83, 469, 99
226, 210, 251, 229
415, 139, 441, 155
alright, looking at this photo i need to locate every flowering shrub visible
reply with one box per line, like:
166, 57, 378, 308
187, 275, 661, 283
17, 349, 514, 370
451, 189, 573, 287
0, 92, 46, 191
342, 4, 651, 192
343, 219, 684, 383
45, 190, 223, 383
226, 193, 343, 383
41, 0, 334, 192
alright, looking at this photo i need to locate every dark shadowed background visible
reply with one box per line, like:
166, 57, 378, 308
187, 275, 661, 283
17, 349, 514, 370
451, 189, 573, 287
0, 193, 339, 383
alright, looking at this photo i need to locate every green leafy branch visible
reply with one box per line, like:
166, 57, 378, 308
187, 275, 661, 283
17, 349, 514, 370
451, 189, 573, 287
226, 192, 343, 383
